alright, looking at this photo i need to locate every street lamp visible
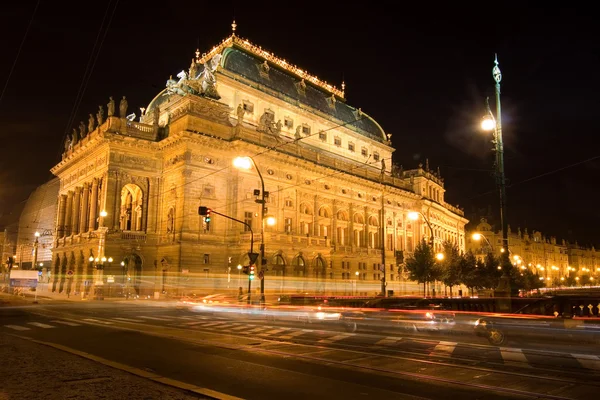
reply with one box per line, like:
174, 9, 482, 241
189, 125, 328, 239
408, 211, 434, 247
481, 55, 510, 285
32, 231, 40, 271
435, 253, 445, 261
233, 156, 269, 304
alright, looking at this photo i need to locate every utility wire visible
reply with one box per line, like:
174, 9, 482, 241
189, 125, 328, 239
0, 0, 41, 108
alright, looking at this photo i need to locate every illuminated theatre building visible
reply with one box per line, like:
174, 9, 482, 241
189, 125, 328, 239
51, 26, 467, 298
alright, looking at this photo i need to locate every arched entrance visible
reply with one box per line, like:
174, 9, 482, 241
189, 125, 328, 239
292, 255, 306, 292
122, 254, 143, 296
271, 254, 286, 293
314, 256, 327, 294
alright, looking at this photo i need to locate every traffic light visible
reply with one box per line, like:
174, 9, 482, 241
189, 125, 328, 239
205, 208, 211, 223
198, 206, 208, 216
242, 265, 249, 274
249, 265, 255, 280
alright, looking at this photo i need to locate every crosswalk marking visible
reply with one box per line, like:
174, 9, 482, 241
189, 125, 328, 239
279, 330, 308, 339
572, 354, 600, 370
51, 320, 81, 326
82, 318, 113, 325
230, 325, 252, 331
258, 328, 289, 336
27, 322, 55, 329
199, 322, 229, 328
4, 325, 30, 331
500, 348, 530, 367
183, 321, 206, 326
318, 333, 354, 344
112, 317, 144, 323
137, 316, 173, 321
430, 341, 457, 356
247, 327, 270, 333
374, 336, 402, 346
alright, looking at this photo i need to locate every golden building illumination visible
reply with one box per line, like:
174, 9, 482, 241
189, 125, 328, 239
49, 27, 467, 298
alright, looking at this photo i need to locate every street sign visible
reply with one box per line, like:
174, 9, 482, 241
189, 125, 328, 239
10, 279, 38, 288
106, 275, 115, 283
248, 252, 259, 264
258, 270, 264, 280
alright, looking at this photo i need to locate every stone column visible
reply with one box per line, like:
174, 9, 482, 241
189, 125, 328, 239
363, 206, 369, 248
332, 200, 338, 245
79, 183, 89, 233
72, 187, 81, 235
57, 194, 67, 238
349, 203, 354, 248
65, 191, 74, 236
88, 178, 98, 231
313, 195, 318, 237
112, 171, 122, 230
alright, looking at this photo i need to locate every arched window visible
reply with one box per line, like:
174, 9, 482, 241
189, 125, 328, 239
353, 213, 364, 224
318, 207, 330, 218
120, 184, 143, 231
300, 203, 313, 215
292, 256, 306, 277
271, 254, 286, 277
314, 257, 326, 279
336, 210, 348, 221
368, 215, 378, 227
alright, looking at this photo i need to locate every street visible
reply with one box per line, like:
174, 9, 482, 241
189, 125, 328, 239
1, 296, 600, 399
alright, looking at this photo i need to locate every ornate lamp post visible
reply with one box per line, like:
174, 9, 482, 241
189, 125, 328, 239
481, 55, 510, 282
408, 211, 434, 247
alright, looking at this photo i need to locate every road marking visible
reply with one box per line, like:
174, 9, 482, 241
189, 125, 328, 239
230, 325, 252, 331
4, 325, 30, 331
258, 328, 289, 336
500, 348, 530, 367
51, 320, 81, 326
112, 317, 144, 323
27, 322, 55, 329
137, 316, 173, 321
318, 333, 355, 344
279, 330, 308, 339
247, 327, 270, 333
374, 336, 402, 346
199, 322, 229, 328
82, 318, 113, 325
430, 341, 457, 356
572, 354, 600, 370
182, 321, 206, 326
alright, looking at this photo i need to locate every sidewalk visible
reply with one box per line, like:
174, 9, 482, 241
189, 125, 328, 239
0, 334, 207, 399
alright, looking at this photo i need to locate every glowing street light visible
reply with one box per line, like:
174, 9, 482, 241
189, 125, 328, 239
407, 211, 434, 246
481, 117, 495, 131
435, 253, 445, 261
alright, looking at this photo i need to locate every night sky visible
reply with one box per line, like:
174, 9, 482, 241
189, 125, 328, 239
1, 2, 598, 245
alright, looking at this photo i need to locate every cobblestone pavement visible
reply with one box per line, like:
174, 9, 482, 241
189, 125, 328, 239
0, 334, 207, 400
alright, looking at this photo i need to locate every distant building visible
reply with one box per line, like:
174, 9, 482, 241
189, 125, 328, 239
48, 26, 467, 297
467, 218, 598, 285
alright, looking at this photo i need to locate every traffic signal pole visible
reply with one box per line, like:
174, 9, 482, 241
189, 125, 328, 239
198, 206, 258, 304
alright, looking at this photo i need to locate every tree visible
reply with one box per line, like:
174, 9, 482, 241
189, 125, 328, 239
459, 251, 479, 297
481, 252, 503, 290
510, 266, 544, 295
405, 240, 436, 297
440, 241, 461, 297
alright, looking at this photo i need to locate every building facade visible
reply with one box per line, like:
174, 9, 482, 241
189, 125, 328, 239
467, 218, 599, 285
50, 28, 467, 297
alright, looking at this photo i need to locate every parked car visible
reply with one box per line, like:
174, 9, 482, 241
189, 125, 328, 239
473, 295, 600, 345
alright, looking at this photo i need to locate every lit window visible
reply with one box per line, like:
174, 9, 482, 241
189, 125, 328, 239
348, 142, 355, 152
284, 117, 293, 129
243, 101, 254, 113
334, 137, 341, 146
319, 132, 327, 141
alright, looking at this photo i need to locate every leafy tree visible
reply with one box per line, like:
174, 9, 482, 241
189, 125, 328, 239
440, 241, 462, 297
510, 266, 544, 295
564, 274, 577, 287
481, 252, 503, 290
459, 251, 480, 297
405, 240, 436, 297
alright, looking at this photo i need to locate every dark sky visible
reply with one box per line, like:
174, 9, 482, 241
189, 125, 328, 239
1, 2, 598, 245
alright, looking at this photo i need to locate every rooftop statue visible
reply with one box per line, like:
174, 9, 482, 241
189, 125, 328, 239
88, 113, 95, 133
119, 96, 128, 118
79, 121, 86, 139
107, 96, 115, 117
164, 53, 222, 100
72, 128, 79, 145
64, 134, 71, 152
97, 105, 104, 125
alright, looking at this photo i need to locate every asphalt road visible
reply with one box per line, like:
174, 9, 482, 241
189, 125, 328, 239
1, 298, 600, 400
